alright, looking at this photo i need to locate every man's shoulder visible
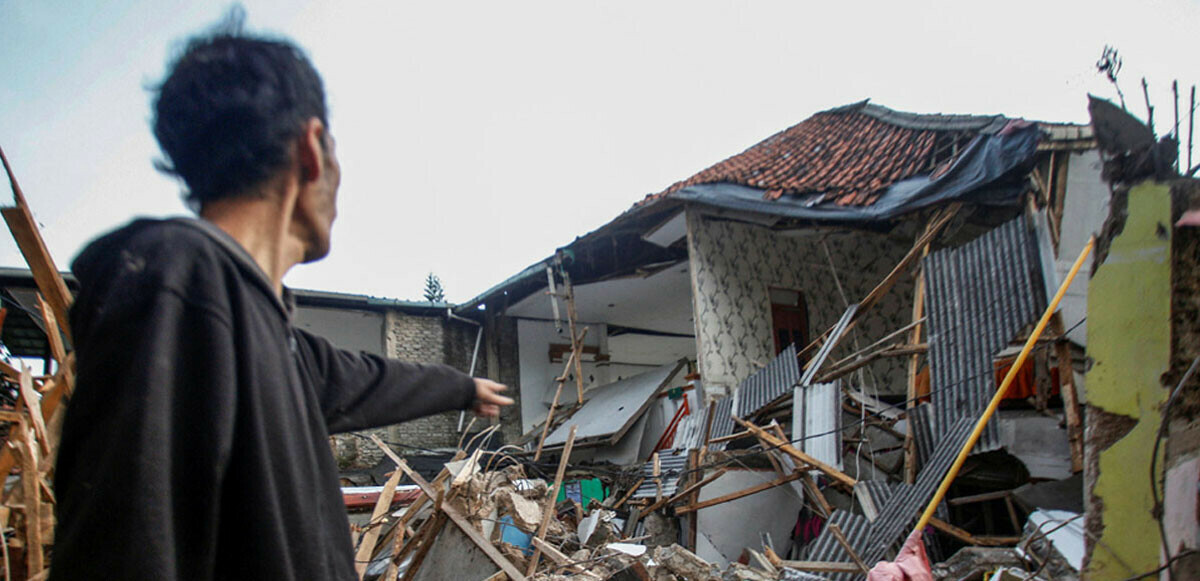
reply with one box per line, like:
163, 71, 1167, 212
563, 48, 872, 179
72, 218, 260, 306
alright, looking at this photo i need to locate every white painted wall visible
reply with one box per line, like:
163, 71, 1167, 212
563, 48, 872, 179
293, 305, 386, 356
516, 318, 606, 433
695, 469, 805, 569
1057, 149, 1109, 346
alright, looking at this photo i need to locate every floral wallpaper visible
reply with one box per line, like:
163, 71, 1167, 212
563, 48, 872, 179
685, 208, 915, 397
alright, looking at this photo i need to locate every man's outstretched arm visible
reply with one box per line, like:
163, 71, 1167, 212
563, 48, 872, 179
293, 328, 511, 434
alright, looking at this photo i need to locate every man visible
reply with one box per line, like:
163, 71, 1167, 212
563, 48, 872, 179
49, 28, 512, 580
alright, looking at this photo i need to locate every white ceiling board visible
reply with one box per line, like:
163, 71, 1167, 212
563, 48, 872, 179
543, 359, 686, 447
506, 262, 694, 335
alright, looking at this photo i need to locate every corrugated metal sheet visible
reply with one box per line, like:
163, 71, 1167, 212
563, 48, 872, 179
908, 403, 936, 472
736, 344, 801, 418
705, 395, 736, 451
632, 450, 688, 499
854, 480, 904, 522
801, 510, 873, 581
673, 409, 708, 451
862, 417, 974, 564
794, 382, 842, 471
924, 216, 1046, 453
800, 305, 859, 387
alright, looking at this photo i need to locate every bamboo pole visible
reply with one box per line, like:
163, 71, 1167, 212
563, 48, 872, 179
913, 237, 1093, 534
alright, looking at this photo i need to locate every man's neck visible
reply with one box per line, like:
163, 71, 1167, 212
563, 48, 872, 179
199, 184, 305, 297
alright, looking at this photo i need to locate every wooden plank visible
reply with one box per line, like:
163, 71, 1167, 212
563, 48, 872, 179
526, 425, 576, 576
355, 467, 406, 579
827, 522, 868, 573
35, 294, 65, 366
17, 367, 49, 457
392, 459, 527, 581
530, 537, 584, 573
16, 421, 44, 577
776, 560, 863, 574
733, 417, 856, 488
388, 502, 444, 581
800, 472, 833, 519
675, 471, 803, 515
612, 477, 644, 510
904, 241, 929, 484
642, 467, 729, 514
399, 512, 448, 581
1, 207, 71, 344
533, 328, 587, 461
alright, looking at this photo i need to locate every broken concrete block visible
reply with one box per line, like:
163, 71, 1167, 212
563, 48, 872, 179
652, 544, 721, 581
497, 487, 543, 531
641, 511, 680, 548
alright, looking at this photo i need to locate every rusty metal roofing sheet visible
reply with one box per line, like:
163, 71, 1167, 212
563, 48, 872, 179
924, 215, 1046, 453
736, 343, 801, 418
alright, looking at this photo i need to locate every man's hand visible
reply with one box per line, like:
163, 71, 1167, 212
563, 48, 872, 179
473, 378, 514, 418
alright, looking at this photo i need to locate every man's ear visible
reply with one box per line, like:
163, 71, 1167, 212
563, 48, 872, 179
297, 118, 327, 184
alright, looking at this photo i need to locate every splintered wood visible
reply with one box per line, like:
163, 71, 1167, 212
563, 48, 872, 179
0, 145, 74, 580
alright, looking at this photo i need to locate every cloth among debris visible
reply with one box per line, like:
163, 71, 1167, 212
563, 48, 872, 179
866, 531, 933, 581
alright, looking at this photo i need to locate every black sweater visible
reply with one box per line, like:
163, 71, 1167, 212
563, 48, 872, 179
50, 218, 476, 580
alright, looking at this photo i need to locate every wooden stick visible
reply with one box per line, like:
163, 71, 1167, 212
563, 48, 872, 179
533, 327, 588, 462
16, 368, 49, 457
652, 452, 662, 502
388, 500, 443, 581
1050, 313, 1084, 473
814, 344, 926, 384
928, 517, 1018, 547
642, 468, 729, 514
530, 537, 584, 573
827, 522, 868, 573
799, 204, 958, 363
773, 560, 862, 574
904, 235, 930, 484
675, 471, 803, 515
697, 400, 716, 468
0, 146, 73, 344
733, 417, 856, 488
35, 295, 65, 366
355, 467, 406, 579
526, 425, 576, 576
799, 472, 833, 518
612, 477, 644, 510
559, 261, 586, 405
392, 459, 527, 581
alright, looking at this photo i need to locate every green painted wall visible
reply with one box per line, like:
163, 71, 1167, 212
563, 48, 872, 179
1085, 182, 1171, 579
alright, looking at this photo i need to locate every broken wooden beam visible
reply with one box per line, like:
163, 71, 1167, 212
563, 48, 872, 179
675, 471, 803, 515
526, 425, 576, 576
642, 467, 728, 514
355, 467, 405, 580
827, 522, 868, 573
733, 416, 856, 488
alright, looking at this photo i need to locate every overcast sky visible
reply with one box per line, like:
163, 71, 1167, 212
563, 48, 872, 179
2, 1, 1196, 302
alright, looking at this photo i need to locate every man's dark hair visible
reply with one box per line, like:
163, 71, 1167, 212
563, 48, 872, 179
153, 19, 328, 206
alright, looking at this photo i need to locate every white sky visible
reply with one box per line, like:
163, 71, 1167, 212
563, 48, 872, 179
1, 0, 1197, 302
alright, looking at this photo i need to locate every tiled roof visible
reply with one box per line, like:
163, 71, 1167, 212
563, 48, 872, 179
651, 101, 1013, 207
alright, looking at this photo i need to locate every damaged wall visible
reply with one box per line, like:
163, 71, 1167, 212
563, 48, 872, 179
1083, 181, 1171, 579
684, 207, 914, 396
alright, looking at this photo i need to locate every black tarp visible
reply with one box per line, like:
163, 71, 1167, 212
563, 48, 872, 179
668, 122, 1041, 223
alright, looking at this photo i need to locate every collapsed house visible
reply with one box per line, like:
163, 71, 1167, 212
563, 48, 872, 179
4, 96, 1199, 580
425, 100, 1111, 578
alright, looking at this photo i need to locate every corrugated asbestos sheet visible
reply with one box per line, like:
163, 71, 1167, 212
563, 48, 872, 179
736, 344, 801, 418
631, 450, 688, 499
924, 215, 1046, 453
801, 510, 873, 581
794, 382, 842, 471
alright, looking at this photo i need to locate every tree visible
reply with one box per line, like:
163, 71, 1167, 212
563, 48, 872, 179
423, 272, 446, 303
